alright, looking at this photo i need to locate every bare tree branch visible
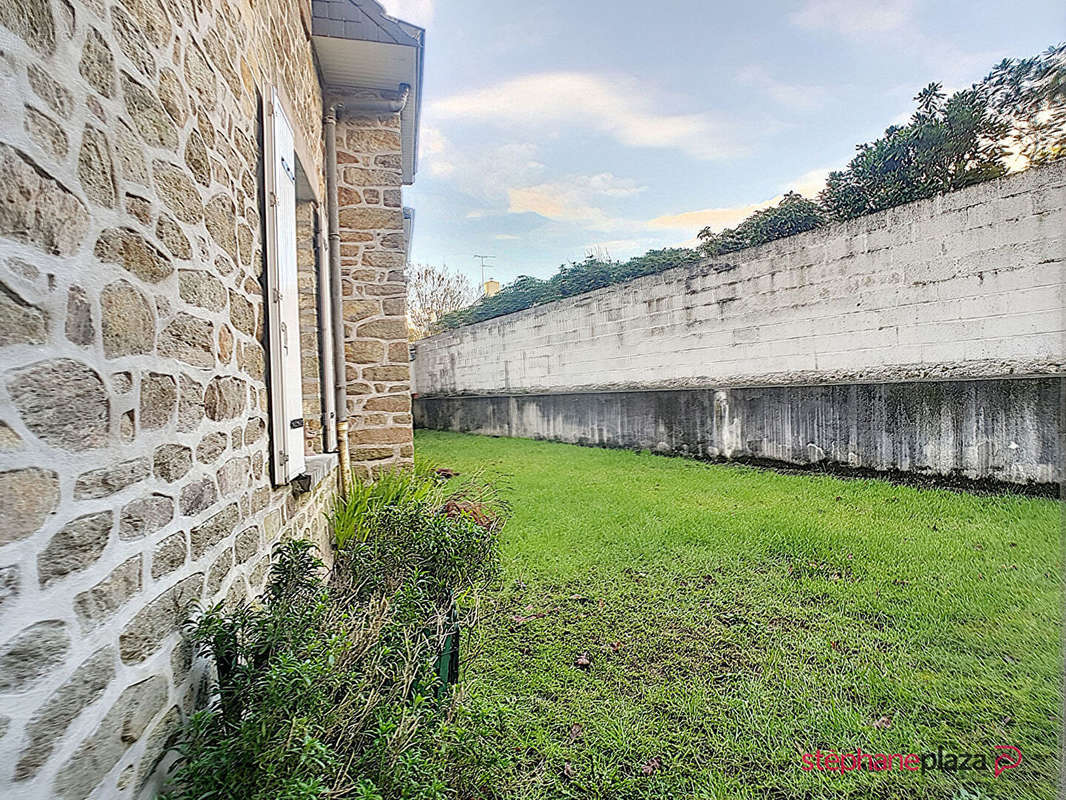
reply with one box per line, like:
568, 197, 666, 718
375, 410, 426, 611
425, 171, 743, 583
406, 264, 478, 340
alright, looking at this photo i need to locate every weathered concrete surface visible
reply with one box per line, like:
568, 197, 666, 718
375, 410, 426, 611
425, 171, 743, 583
414, 378, 1062, 488
412, 162, 1065, 487
412, 161, 1065, 398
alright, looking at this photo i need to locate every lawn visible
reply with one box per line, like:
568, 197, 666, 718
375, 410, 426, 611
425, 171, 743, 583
415, 430, 1062, 800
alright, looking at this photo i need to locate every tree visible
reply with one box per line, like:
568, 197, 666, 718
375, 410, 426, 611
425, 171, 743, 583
981, 43, 1066, 166
406, 264, 478, 339
818, 82, 1008, 220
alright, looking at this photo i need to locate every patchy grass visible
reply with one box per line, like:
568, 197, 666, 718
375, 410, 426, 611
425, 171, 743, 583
416, 431, 1062, 800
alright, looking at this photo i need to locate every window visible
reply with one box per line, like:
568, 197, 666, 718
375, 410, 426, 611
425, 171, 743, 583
264, 88, 306, 485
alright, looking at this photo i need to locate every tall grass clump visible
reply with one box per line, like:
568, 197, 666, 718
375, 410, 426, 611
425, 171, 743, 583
331, 461, 444, 548
331, 460, 509, 550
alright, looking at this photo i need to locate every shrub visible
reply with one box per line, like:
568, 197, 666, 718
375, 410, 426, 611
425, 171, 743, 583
336, 500, 501, 615
818, 83, 1009, 221
331, 462, 445, 549
161, 465, 507, 800
435, 248, 700, 331
698, 191, 825, 256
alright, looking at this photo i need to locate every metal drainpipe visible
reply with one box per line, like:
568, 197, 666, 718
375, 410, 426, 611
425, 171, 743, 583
313, 200, 336, 455
324, 104, 351, 497
324, 85, 411, 495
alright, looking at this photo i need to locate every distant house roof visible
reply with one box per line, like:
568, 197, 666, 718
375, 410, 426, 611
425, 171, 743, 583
311, 0, 425, 184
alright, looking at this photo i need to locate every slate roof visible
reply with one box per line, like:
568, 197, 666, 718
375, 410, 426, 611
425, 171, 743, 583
311, 0, 423, 47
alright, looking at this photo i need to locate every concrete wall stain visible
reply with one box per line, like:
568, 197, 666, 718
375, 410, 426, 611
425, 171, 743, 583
414, 379, 1061, 490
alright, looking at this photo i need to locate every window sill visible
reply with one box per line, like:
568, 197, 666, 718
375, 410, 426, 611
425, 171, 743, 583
291, 452, 339, 495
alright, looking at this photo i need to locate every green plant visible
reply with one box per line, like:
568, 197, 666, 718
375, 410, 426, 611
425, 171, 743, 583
331, 465, 444, 548
698, 191, 825, 256
818, 82, 1009, 221
982, 43, 1066, 166
435, 248, 701, 331
162, 471, 506, 800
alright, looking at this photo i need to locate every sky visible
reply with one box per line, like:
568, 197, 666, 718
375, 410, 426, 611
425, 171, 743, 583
379, 0, 1064, 288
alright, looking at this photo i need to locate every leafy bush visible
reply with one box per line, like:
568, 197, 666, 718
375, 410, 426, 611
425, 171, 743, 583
698, 192, 824, 256
435, 248, 701, 331
817, 83, 1009, 221
161, 465, 507, 800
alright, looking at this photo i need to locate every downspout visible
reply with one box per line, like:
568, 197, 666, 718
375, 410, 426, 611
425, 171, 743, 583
313, 201, 336, 454
324, 85, 411, 496
324, 104, 350, 497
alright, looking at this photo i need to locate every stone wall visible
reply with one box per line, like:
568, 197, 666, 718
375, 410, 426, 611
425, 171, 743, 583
0, 1, 412, 799
413, 162, 1066, 487
336, 106, 414, 477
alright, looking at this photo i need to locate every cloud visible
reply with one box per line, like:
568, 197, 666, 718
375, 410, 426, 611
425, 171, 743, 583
790, 0, 913, 36
507, 173, 646, 232
494, 234, 521, 240
421, 126, 545, 201
737, 66, 830, 112
420, 125, 454, 176
432, 72, 743, 160
378, 0, 434, 27
648, 200, 775, 233
789, 0, 1001, 88
788, 167, 832, 197
422, 130, 646, 234
648, 167, 834, 233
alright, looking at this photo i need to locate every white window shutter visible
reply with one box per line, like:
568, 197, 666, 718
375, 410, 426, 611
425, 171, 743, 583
264, 89, 306, 484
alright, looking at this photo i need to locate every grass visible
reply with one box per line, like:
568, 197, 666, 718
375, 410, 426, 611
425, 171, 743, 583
415, 430, 1062, 800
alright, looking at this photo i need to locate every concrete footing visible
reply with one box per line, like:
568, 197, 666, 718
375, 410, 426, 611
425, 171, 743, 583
414, 377, 1062, 492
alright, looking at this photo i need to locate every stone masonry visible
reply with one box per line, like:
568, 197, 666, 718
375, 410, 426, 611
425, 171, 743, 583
0, 1, 415, 798
336, 105, 414, 476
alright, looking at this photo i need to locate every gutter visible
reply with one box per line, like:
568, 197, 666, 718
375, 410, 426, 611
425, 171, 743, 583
324, 104, 351, 497
328, 83, 411, 117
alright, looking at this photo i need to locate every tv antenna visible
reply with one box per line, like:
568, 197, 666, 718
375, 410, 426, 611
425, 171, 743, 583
473, 254, 496, 286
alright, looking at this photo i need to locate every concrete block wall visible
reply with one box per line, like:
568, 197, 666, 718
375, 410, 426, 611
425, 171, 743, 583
414, 161, 1065, 397
413, 162, 1065, 487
